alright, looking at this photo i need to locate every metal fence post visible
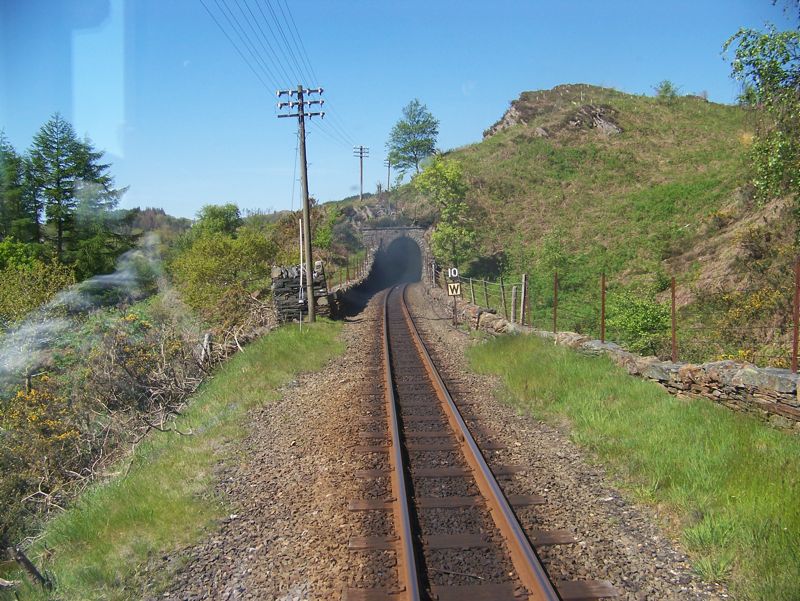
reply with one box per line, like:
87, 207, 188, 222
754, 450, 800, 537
483, 279, 489, 308
793, 258, 800, 373
601, 272, 606, 343
553, 271, 559, 334
671, 276, 678, 363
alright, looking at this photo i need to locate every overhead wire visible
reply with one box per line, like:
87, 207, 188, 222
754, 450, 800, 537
266, 0, 357, 147
247, 0, 305, 85
306, 118, 353, 149
277, 0, 319, 84
202, 0, 362, 187
199, 0, 276, 93
212, 0, 283, 91
263, 0, 311, 85
236, 0, 298, 85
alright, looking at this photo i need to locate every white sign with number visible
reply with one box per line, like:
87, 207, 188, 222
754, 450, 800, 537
447, 267, 459, 279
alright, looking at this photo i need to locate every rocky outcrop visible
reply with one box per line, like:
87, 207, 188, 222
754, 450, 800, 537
483, 85, 623, 139
483, 104, 524, 138
565, 105, 622, 136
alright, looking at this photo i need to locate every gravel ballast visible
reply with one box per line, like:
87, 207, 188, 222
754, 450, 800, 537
153, 283, 730, 600
405, 283, 728, 601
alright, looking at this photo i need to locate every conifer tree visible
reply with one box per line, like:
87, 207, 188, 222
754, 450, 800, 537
27, 113, 123, 259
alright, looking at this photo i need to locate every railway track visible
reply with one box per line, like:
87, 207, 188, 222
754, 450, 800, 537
346, 285, 618, 601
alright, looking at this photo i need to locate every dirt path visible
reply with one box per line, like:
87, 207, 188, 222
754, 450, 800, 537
153, 283, 729, 600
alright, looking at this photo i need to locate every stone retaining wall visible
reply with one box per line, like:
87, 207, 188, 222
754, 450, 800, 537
427, 284, 800, 432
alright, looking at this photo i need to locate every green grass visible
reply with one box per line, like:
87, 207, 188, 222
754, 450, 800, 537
467, 334, 800, 601
2, 320, 343, 601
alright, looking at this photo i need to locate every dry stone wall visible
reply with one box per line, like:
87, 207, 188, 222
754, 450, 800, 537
427, 284, 800, 433
271, 260, 331, 322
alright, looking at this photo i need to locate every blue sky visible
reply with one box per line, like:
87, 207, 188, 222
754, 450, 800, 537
0, 0, 796, 219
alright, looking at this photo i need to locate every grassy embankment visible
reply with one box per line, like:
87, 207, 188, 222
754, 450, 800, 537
469, 334, 800, 601
1, 320, 342, 601
384, 84, 795, 364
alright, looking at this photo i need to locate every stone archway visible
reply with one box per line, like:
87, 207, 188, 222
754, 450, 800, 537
360, 226, 431, 282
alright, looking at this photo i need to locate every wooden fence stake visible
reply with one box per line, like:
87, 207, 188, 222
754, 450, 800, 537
511, 286, 518, 323
483, 279, 489, 308
8, 547, 51, 590
520, 274, 528, 325
499, 276, 508, 319
469, 278, 475, 304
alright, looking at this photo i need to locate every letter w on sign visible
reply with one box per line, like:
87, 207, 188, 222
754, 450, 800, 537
447, 282, 461, 297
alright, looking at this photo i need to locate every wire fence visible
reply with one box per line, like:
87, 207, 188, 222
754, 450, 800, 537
430, 262, 800, 372
328, 249, 371, 289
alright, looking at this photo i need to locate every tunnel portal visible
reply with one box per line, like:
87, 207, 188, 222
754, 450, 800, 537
370, 236, 422, 289
337, 227, 429, 316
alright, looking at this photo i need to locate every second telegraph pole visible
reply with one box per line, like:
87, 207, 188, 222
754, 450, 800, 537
278, 85, 324, 322
354, 145, 369, 202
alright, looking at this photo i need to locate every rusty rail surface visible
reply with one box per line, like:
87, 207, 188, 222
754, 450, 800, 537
346, 284, 617, 601
382, 286, 422, 601
398, 285, 560, 601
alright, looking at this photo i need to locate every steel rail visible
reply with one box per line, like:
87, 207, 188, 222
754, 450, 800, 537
382, 287, 422, 601
398, 284, 562, 601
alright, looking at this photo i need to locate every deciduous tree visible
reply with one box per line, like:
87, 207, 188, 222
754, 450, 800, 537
414, 156, 475, 268
386, 99, 439, 175
724, 25, 800, 239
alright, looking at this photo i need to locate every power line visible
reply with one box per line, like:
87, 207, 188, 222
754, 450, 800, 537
235, 0, 297, 85
199, 0, 275, 93
263, 0, 310, 85
278, 0, 319, 84
213, 0, 283, 90
226, 0, 290, 86
248, 0, 304, 85
272, 0, 355, 146
306, 118, 352, 149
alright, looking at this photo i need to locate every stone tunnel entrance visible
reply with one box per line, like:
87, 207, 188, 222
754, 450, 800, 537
336, 227, 429, 316
370, 236, 422, 289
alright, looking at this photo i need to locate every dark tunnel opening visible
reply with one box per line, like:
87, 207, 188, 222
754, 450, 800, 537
338, 236, 422, 317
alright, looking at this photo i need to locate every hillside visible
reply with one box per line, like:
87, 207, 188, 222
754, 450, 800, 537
383, 84, 794, 365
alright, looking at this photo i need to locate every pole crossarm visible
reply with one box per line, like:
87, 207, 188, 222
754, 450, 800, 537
277, 112, 325, 118
277, 87, 323, 96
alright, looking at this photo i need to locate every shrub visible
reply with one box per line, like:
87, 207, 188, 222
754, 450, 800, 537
0, 260, 75, 328
606, 290, 670, 355
168, 229, 276, 320
654, 80, 680, 103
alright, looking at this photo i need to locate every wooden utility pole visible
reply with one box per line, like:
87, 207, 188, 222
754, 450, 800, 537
354, 145, 369, 202
384, 157, 392, 214
278, 85, 324, 322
